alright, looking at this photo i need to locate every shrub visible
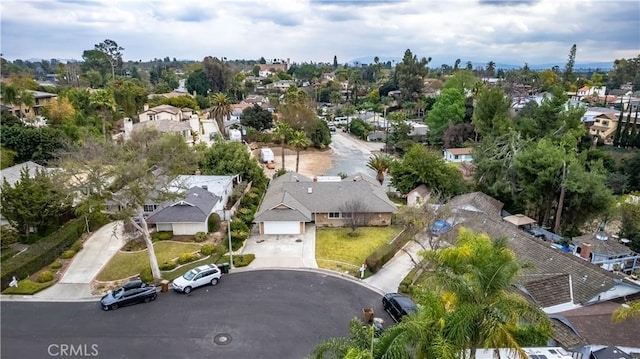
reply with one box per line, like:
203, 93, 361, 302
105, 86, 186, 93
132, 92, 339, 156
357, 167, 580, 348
232, 253, 255, 267
194, 232, 207, 243
0, 225, 20, 248
230, 230, 249, 251
178, 252, 199, 265
60, 250, 76, 259
36, 270, 54, 283
200, 244, 215, 256
50, 261, 62, 270
365, 228, 416, 273
152, 231, 173, 241
230, 219, 250, 233
139, 267, 153, 283
70, 241, 83, 252
208, 213, 221, 233
159, 261, 177, 271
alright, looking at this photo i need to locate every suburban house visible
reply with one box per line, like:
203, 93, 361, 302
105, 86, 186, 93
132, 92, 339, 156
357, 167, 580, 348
269, 80, 295, 92
0, 90, 58, 118
406, 184, 431, 207
575, 86, 607, 101
443, 147, 473, 163
572, 231, 639, 273
253, 172, 397, 235
581, 108, 620, 143
445, 192, 640, 315
138, 104, 195, 123
258, 60, 289, 74
146, 186, 218, 235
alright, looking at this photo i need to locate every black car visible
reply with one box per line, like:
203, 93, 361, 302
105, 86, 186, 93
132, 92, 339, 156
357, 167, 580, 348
382, 293, 417, 323
100, 280, 157, 310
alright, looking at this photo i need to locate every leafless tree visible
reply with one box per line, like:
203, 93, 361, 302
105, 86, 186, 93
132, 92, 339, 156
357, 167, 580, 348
340, 199, 370, 235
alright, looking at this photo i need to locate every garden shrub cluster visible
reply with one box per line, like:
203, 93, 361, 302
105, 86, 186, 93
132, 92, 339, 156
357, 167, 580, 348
231, 253, 255, 267
50, 261, 62, 270
178, 252, 199, 265
159, 261, 177, 271
1, 215, 109, 291
200, 244, 215, 256
139, 267, 153, 283
60, 250, 76, 259
194, 232, 207, 242
152, 231, 173, 241
365, 228, 416, 273
70, 241, 83, 252
208, 213, 221, 233
0, 225, 20, 248
37, 270, 54, 283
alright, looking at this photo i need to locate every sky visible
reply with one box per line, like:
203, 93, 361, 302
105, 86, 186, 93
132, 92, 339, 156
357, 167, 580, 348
1, 0, 639, 67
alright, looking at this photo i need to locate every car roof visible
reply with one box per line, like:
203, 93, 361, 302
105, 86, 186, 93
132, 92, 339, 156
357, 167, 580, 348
191, 264, 217, 273
123, 280, 143, 289
385, 293, 417, 310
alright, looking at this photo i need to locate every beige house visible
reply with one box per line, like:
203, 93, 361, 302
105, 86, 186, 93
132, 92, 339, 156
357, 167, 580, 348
138, 104, 194, 123
254, 172, 397, 235
1, 90, 58, 118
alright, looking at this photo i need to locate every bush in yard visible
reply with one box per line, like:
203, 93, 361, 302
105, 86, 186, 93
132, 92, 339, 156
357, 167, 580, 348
151, 231, 173, 241
50, 261, 62, 270
139, 267, 153, 283
159, 261, 177, 271
178, 252, 199, 265
365, 228, 416, 273
194, 232, 207, 242
0, 225, 20, 248
208, 213, 221, 233
230, 230, 249, 251
37, 270, 54, 283
70, 241, 83, 252
230, 218, 250, 233
60, 249, 76, 259
232, 253, 255, 267
200, 244, 215, 256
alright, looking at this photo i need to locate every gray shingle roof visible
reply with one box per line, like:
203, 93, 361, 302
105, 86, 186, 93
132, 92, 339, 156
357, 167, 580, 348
146, 187, 219, 223
132, 119, 191, 133
573, 232, 634, 257
255, 176, 397, 222
458, 211, 622, 306
447, 191, 504, 218
1, 161, 47, 187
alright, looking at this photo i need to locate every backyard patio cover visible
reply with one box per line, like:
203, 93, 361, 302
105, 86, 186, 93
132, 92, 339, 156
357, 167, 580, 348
503, 214, 537, 226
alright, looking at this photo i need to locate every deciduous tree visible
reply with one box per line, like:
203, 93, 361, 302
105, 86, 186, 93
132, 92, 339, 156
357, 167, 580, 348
425, 87, 465, 144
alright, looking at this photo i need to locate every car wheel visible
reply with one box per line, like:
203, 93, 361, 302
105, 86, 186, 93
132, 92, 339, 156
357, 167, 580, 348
150, 293, 157, 301
143, 296, 151, 303
211, 278, 219, 286
111, 303, 118, 310
183, 286, 192, 294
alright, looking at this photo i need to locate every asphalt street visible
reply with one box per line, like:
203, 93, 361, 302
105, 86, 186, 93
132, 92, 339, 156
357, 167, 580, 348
323, 131, 384, 178
1, 270, 392, 359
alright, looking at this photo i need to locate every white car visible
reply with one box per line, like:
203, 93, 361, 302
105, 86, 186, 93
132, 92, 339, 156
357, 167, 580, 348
172, 264, 221, 294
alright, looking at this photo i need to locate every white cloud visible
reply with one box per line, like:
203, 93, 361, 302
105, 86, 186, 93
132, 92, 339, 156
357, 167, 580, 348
0, 0, 637, 65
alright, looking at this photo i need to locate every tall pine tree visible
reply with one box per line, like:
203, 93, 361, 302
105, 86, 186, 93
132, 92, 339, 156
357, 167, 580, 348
613, 98, 626, 146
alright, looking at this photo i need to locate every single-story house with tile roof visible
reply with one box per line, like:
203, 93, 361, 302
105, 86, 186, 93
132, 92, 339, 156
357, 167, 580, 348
447, 192, 640, 315
254, 172, 397, 235
146, 187, 219, 235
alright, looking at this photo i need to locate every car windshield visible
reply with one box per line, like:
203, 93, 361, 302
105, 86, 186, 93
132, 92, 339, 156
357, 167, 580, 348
183, 270, 197, 281
113, 288, 124, 298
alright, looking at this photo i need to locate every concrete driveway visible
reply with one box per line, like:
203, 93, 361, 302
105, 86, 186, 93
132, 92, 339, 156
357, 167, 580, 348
241, 224, 318, 269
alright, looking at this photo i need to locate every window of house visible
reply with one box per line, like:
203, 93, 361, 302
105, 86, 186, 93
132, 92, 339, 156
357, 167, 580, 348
342, 212, 353, 219
454, 155, 459, 160
328, 212, 340, 219
602, 120, 609, 126
143, 204, 157, 212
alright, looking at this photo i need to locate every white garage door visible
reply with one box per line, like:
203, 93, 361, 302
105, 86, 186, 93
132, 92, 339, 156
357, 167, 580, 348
263, 221, 300, 234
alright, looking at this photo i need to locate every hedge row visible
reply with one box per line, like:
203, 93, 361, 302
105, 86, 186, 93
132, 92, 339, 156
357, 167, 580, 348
365, 228, 417, 273
1, 215, 109, 291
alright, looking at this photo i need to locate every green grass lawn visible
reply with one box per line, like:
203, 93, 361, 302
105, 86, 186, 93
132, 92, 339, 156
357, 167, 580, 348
316, 226, 402, 276
96, 241, 202, 281
2, 278, 53, 295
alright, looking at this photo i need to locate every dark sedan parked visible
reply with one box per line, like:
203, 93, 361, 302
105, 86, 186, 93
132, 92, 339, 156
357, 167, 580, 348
100, 280, 157, 311
382, 293, 417, 323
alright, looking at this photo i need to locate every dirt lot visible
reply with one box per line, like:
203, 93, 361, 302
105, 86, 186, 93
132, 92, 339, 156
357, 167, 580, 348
252, 146, 334, 179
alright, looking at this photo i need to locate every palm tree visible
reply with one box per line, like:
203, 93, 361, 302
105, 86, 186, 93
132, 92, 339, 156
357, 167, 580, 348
90, 89, 116, 141
486, 61, 496, 77
366, 153, 392, 185
613, 300, 640, 323
1, 83, 34, 120
209, 92, 232, 138
289, 130, 311, 173
273, 122, 292, 170
421, 228, 552, 359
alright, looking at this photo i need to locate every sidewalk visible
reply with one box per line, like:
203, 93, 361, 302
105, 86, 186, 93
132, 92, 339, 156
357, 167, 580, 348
363, 232, 430, 293
2, 221, 125, 302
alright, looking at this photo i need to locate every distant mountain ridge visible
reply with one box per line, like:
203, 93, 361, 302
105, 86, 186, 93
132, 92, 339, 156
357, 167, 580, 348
347, 56, 613, 71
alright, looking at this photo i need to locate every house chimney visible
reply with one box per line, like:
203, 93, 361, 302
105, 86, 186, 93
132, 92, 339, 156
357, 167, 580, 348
580, 243, 592, 261
195, 168, 201, 175
143, 104, 149, 111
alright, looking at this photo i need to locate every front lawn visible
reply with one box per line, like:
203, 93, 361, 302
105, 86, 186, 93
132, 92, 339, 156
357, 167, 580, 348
96, 241, 202, 281
316, 226, 402, 276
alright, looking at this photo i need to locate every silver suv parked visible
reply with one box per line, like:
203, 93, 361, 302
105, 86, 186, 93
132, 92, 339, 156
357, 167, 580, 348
172, 264, 221, 294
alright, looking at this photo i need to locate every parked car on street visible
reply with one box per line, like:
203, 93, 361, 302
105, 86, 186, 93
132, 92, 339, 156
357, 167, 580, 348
382, 293, 417, 323
100, 280, 157, 310
429, 220, 452, 236
172, 264, 221, 294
